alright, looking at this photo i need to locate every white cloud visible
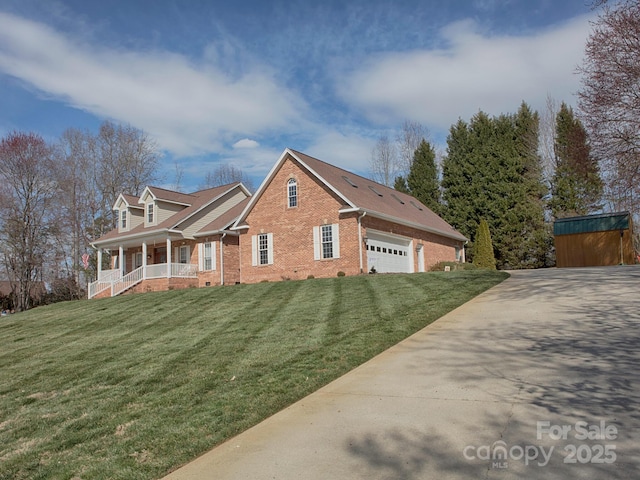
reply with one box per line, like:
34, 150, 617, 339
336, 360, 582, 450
304, 129, 376, 175
339, 14, 594, 132
232, 138, 260, 149
0, 12, 306, 156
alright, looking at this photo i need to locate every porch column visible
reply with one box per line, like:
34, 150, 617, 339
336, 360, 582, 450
166, 238, 172, 278
97, 248, 103, 280
142, 242, 147, 279
119, 245, 124, 276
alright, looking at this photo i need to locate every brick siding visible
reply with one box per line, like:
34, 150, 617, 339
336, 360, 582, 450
238, 156, 463, 283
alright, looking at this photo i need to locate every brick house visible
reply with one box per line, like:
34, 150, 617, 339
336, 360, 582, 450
231, 148, 467, 283
89, 149, 467, 298
89, 183, 250, 298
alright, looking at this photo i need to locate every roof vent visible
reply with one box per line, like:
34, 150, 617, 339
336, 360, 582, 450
410, 200, 423, 211
391, 193, 405, 205
368, 186, 383, 197
342, 176, 358, 188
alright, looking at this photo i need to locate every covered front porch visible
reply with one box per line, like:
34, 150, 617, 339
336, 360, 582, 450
89, 236, 199, 298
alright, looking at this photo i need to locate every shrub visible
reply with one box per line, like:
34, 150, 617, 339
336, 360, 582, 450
473, 218, 497, 270
337, 271, 346, 277
306, 275, 315, 279
428, 261, 477, 272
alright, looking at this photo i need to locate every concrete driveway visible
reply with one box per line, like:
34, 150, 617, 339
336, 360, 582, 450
162, 266, 640, 480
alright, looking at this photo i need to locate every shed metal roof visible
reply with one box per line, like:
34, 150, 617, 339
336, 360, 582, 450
553, 212, 631, 236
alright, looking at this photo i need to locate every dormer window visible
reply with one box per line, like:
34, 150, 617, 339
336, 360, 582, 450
288, 178, 298, 208
120, 210, 127, 229
147, 203, 154, 224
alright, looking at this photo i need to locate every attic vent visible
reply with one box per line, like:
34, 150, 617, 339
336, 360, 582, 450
368, 186, 383, 197
391, 193, 405, 205
342, 176, 358, 188
410, 200, 424, 211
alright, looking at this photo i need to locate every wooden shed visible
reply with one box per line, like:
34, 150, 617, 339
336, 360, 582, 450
553, 212, 635, 268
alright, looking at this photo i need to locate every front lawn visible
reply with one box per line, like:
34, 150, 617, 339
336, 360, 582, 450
0, 270, 507, 479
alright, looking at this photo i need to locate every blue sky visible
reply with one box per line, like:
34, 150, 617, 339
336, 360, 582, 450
0, 0, 595, 191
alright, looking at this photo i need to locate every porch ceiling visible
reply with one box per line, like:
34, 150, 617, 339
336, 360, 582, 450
95, 232, 186, 250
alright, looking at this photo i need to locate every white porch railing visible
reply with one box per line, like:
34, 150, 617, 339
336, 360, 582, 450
88, 269, 122, 299
88, 263, 199, 298
145, 263, 168, 279
171, 263, 198, 277
99, 269, 121, 282
111, 266, 144, 297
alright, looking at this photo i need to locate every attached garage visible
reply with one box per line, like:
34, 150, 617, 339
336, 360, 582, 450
554, 212, 636, 267
365, 231, 413, 273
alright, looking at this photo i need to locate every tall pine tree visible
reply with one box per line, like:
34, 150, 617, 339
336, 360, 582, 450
549, 102, 603, 219
407, 139, 441, 214
442, 104, 549, 268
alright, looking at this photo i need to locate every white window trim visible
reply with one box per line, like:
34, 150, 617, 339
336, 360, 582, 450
146, 202, 155, 225
287, 178, 298, 208
120, 210, 128, 230
198, 242, 217, 271
313, 224, 340, 260
132, 252, 143, 270
174, 245, 190, 264
252, 233, 273, 266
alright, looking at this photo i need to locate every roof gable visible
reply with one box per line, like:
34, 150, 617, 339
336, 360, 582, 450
93, 183, 251, 246
113, 193, 143, 211
139, 186, 196, 206
233, 148, 466, 241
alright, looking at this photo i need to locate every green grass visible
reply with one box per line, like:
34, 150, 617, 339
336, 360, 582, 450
0, 270, 508, 480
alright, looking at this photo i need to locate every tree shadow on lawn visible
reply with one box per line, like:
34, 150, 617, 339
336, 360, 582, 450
346, 266, 640, 479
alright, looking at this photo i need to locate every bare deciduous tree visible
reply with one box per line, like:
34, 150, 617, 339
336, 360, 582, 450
539, 95, 560, 184
97, 121, 161, 231
370, 135, 397, 187
55, 128, 100, 289
396, 120, 426, 177
578, 0, 640, 217
0, 132, 57, 310
201, 163, 254, 192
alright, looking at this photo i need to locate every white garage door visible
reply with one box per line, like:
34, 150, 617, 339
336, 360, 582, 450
366, 232, 412, 273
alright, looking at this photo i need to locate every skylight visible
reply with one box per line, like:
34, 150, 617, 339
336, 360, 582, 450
368, 186, 383, 197
410, 200, 424, 211
342, 176, 358, 188
391, 193, 405, 205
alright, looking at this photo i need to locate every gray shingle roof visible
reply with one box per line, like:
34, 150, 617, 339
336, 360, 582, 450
93, 183, 248, 246
235, 148, 466, 242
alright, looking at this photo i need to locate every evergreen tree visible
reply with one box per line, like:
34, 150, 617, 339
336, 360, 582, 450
407, 139, 441, 214
442, 104, 549, 269
473, 219, 496, 269
441, 118, 478, 238
393, 176, 410, 194
549, 102, 603, 218
505, 104, 548, 269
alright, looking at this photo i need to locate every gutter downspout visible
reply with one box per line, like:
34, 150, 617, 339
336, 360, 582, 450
357, 211, 367, 273
220, 233, 227, 285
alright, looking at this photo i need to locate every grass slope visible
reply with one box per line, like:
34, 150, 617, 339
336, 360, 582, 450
0, 271, 507, 480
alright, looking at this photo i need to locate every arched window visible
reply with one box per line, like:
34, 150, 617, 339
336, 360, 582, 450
288, 178, 298, 208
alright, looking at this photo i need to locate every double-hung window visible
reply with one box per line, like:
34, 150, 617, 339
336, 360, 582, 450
258, 234, 269, 265
251, 233, 273, 266
197, 241, 215, 271
179, 245, 189, 264
313, 224, 340, 260
147, 203, 154, 224
204, 242, 212, 270
120, 210, 127, 229
321, 225, 333, 259
288, 178, 298, 208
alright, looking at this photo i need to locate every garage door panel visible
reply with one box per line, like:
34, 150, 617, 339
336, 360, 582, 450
366, 233, 412, 273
